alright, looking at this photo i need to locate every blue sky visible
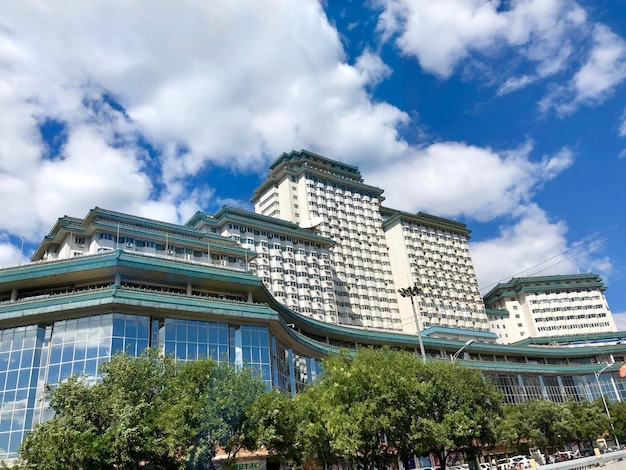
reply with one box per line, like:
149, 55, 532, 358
1, 0, 625, 327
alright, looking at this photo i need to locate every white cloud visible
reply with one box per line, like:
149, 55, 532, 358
540, 24, 626, 114
572, 25, 626, 103
365, 141, 574, 221
0, 0, 410, 248
497, 75, 536, 96
613, 312, 626, 331
469, 205, 576, 292
471, 205, 615, 293
0, 234, 24, 269
375, 0, 626, 113
375, 0, 586, 80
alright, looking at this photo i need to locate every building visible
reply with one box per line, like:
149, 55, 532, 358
1, 150, 626, 460
251, 150, 400, 332
484, 274, 617, 343
249, 150, 492, 341
187, 206, 338, 325
2, 207, 626, 461
381, 208, 490, 339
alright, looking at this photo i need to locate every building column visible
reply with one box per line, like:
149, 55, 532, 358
10, 288, 17, 301
186, 283, 192, 295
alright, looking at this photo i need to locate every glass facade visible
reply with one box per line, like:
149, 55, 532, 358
1, 311, 623, 461
0, 314, 316, 460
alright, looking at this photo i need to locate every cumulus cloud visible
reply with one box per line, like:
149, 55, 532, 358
375, 0, 626, 113
0, 235, 25, 269
471, 204, 614, 293
571, 25, 626, 103
365, 141, 574, 221
0, 0, 409, 247
470, 205, 575, 291
541, 24, 626, 113
375, 0, 585, 80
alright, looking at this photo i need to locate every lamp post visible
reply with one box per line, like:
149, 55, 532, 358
594, 362, 620, 447
398, 283, 426, 363
451, 339, 474, 363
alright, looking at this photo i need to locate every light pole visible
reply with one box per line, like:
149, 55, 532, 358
451, 339, 474, 363
594, 362, 620, 447
398, 283, 426, 362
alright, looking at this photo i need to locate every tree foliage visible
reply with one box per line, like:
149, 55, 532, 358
294, 347, 502, 470
413, 361, 502, 469
610, 400, 626, 445
19, 349, 265, 470
498, 400, 574, 457
566, 399, 612, 450
186, 363, 266, 469
238, 388, 304, 465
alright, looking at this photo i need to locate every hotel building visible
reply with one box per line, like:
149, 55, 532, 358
484, 274, 617, 343
250, 150, 491, 341
1, 150, 625, 460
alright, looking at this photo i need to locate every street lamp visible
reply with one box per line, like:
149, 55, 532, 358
451, 339, 474, 363
397, 283, 426, 362
594, 362, 620, 447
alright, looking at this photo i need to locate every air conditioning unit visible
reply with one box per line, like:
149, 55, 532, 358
78, 243, 85, 248
220, 260, 227, 266
184, 254, 191, 260
126, 242, 133, 248
168, 249, 174, 255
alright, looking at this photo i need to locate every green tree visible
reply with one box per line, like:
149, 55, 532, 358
610, 400, 626, 445
186, 363, 266, 469
238, 389, 304, 465
294, 348, 502, 470
414, 361, 502, 470
566, 399, 612, 450
500, 400, 573, 458
19, 349, 265, 470
296, 347, 428, 470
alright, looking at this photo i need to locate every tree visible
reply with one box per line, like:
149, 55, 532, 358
610, 400, 626, 445
499, 400, 574, 458
295, 347, 429, 470
185, 362, 266, 469
294, 347, 503, 470
238, 389, 304, 465
19, 349, 265, 470
414, 361, 503, 470
566, 399, 612, 450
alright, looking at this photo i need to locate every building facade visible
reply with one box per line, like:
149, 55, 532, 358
381, 209, 491, 338
251, 150, 401, 332
249, 150, 492, 340
1, 207, 626, 461
484, 274, 617, 343
1, 150, 625, 460
187, 206, 338, 324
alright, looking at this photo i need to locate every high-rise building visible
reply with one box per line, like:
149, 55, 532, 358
250, 150, 492, 341
1, 183, 625, 461
484, 274, 617, 343
187, 206, 337, 324
251, 150, 399, 331
381, 209, 491, 338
